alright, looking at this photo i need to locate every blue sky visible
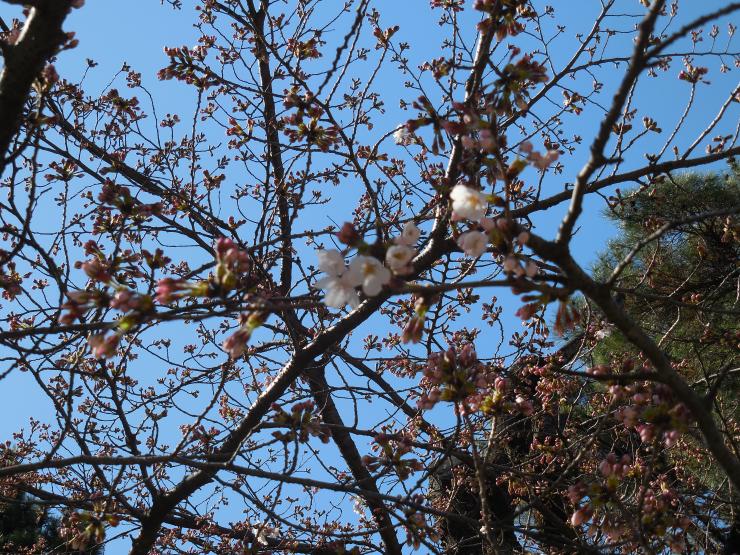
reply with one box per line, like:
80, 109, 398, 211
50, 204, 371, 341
0, 0, 737, 552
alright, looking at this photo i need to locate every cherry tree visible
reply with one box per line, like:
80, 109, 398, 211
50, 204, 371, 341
0, 0, 738, 553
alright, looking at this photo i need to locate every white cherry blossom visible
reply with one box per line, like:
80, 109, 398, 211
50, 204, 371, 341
457, 230, 488, 257
349, 255, 391, 296
393, 125, 412, 145
315, 249, 361, 308
317, 249, 345, 276
386, 244, 415, 273
503, 255, 525, 276
315, 273, 361, 309
397, 222, 421, 246
450, 184, 488, 221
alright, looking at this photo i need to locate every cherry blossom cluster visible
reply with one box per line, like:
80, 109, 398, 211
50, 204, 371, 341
451, 184, 542, 281
270, 401, 330, 444
314, 221, 420, 309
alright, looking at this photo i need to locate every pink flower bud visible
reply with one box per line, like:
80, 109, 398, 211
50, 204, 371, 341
215, 237, 235, 256
494, 377, 508, 392
637, 424, 654, 443
81, 259, 111, 283
336, 222, 361, 246
222, 328, 251, 359
515, 395, 533, 416
570, 506, 592, 527
524, 259, 538, 277
599, 459, 613, 477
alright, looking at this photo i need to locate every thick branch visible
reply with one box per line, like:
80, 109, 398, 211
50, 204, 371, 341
0, 0, 74, 174
306, 365, 403, 555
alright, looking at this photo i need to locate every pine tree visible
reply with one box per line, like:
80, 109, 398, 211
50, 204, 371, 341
592, 166, 740, 552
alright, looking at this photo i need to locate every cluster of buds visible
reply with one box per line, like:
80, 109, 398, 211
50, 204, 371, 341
336, 222, 362, 247
678, 63, 709, 85
594, 453, 635, 497
493, 52, 548, 115
613, 382, 690, 448
362, 433, 423, 480
283, 87, 318, 116
222, 310, 268, 359
417, 345, 486, 409
571, 475, 690, 550
142, 247, 171, 270
401, 297, 429, 344
158, 45, 215, 88
154, 238, 250, 305
270, 401, 330, 444
441, 102, 497, 154
88, 332, 121, 359
474, 0, 531, 41
553, 300, 581, 335
77, 286, 154, 358
45, 159, 82, 183
282, 87, 339, 152
401, 494, 439, 550
477, 375, 510, 414
430, 0, 464, 12
60, 507, 118, 552
638, 484, 690, 539
109, 288, 150, 314
405, 96, 448, 154
0, 258, 22, 300
60, 290, 109, 325
286, 37, 321, 59
283, 117, 340, 152
518, 140, 560, 171
61, 283, 154, 358
77, 257, 113, 284
98, 181, 161, 219
568, 480, 608, 530
154, 277, 196, 304
215, 237, 250, 293
225, 116, 254, 148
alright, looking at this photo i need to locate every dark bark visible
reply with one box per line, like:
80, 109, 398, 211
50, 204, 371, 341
0, 0, 74, 174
